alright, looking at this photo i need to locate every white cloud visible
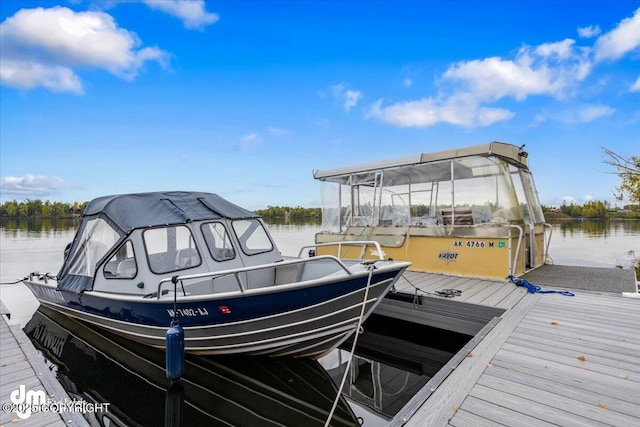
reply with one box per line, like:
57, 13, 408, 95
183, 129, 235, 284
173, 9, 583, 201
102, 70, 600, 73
369, 10, 640, 130
444, 43, 591, 102
239, 133, 259, 150
561, 196, 576, 205
141, 0, 218, 30
593, 7, 640, 62
371, 30, 597, 129
330, 83, 363, 112
583, 194, 594, 202
535, 39, 576, 59
403, 78, 413, 87
531, 113, 547, 126
578, 25, 601, 38
0, 60, 83, 93
0, 6, 169, 93
368, 95, 515, 128
443, 56, 550, 101
343, 90, 363, 112
369, 98, 439, 127
0, 174, 65, 197
577, 104, 615, 122
560, 104, 615, 124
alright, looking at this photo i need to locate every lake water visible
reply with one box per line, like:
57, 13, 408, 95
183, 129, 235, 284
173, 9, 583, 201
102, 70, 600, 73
1, 218, 639, 425
1, 218, 638, 329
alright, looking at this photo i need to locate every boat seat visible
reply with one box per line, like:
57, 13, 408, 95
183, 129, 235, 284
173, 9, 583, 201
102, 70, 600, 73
116, 258, 137, 278
274, 263, 301, 285
441, 208, 475, 225
176, 248, 200, 268
299, 259, 344, 282
246, 268, 276, 290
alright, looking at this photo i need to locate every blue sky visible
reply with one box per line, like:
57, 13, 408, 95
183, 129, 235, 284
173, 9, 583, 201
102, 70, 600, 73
1, 0, 639, 210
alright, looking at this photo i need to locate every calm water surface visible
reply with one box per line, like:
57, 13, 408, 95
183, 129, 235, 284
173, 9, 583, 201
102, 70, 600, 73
1, 218, 638, 330
1, 218, 639, 425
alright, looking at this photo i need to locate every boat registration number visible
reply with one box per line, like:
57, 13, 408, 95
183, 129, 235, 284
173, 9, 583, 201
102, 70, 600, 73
167, 307, 209, 317
453, 240, 499, 248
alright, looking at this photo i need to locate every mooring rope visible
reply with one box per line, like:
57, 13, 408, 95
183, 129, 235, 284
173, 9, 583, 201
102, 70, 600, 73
324, 263, 375, 427
507, 275, 575, 296
0, 279, 24, 285
399, 274, 462, 301
1, 272, 55, 285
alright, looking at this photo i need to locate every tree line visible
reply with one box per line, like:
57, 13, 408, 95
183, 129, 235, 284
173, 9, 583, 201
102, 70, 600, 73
254, 205, 322, 221
542, 201, 640, 220
0, 200, 321, 220
0, 199, 87, 218
2, 198, 637, 220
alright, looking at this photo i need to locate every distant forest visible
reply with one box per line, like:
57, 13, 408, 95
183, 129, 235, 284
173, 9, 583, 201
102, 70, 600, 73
0, 199, 88, 218
0, 199, 638, 220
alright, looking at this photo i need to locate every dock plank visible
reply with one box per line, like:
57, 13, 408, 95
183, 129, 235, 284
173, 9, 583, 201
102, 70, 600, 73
397, 271, 640, 427
500, 340, 640, 376
491, 348, 640, 405
485, 364, 640, 417
0, 315, 66, 427
513, 324, 640, 357
468, 383, 616, 427
0, 310, 87, 427
395, 293, 540, 426
450, 396, 552, 427
475, 372, 640, 425
508, 333, 640, 368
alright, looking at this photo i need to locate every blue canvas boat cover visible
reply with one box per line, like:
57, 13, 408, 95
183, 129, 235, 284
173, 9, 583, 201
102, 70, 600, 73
57, 191, 259, 293
84, 191, 259, 233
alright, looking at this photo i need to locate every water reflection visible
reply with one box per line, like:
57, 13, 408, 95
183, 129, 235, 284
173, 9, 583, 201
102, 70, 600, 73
552, 219, 640, 237
547, 219, 640, 269
25, 306, 359, 427
321, 314, 471, 422
0, 218, 79, 234
5, 218, 640, 425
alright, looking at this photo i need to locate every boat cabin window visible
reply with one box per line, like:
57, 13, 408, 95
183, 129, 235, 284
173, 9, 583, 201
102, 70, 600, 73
201, 222, 236, 261
231, 219, 274, 256
319, 154, 539, 231
143, 225, 201, 274
67, 217, 120, 278
103, 241, 137, 279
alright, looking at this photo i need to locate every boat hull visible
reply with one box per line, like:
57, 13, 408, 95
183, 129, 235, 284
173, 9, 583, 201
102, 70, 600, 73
24, 265, 408, 358
25, 305, 360, 426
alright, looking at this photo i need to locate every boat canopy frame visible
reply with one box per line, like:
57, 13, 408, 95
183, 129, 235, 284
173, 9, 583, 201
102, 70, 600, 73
57, 191, 261, 294
314, 141, 544, 232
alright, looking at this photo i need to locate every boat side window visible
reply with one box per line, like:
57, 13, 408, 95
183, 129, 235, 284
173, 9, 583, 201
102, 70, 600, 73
201, 222, 236, 261
231, 219, 274, 256
67, 217, 120, 278
104, 241, 137, 279
143, 225, 201, 274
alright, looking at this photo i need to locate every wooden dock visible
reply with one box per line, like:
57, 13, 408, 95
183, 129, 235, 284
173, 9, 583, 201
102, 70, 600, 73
0, 300, 85, 426
387, 266, 640, 426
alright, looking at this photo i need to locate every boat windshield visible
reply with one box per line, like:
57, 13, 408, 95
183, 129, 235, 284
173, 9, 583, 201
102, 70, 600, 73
60, 216, 122, 290
320, 154, 541, 232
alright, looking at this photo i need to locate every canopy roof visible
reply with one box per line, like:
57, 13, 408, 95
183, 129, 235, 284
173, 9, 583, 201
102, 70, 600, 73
84, 191, 259, 233
313, 141, 529, 186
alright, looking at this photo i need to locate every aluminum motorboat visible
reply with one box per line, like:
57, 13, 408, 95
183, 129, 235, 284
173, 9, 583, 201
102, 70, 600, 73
23, 191, 410, 358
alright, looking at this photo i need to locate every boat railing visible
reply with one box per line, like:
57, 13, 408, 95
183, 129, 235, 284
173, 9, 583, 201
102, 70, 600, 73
508, 224, 524, 277
296, 240, 386, 260
543, 223, 553, 263
155, 255, 354, 300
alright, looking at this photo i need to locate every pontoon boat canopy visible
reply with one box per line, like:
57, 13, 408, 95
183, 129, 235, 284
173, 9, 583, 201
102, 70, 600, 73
313, 141, 529, 186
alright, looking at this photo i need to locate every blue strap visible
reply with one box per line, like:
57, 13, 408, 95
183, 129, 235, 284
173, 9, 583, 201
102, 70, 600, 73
507, 275, 575, 296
